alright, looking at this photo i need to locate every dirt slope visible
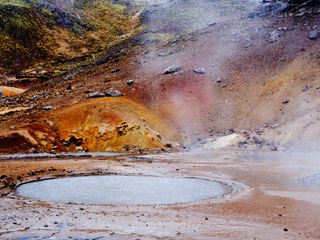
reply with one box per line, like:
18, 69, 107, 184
0, 97, 178, 154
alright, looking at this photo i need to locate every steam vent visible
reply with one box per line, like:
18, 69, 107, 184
0, 0, 320, 239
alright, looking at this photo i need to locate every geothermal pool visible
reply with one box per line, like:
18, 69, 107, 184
16, 175, 230, 205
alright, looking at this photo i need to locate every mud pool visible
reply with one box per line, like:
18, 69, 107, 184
16, 175, 230, 205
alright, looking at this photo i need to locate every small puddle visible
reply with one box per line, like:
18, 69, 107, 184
16, 176, 231, 205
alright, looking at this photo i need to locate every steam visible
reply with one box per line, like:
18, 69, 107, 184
134, 0, 262, 142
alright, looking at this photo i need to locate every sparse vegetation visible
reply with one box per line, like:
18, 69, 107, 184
0, 0, 140, 73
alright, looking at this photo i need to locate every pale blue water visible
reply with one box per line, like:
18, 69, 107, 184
16, 176, 228, 205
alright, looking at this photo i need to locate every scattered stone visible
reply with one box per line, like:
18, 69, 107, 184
255, 129, 264, 135
245, 42, 253, 48
164, 65, 182, 74
205, 217, 209, 220
165, 143, 172, 148
254, 2, 288, 17
42, 106, 55, 111
105, 89, 122, 97
268, 31, 280, 43
284, 228, 288, 232
308, 30, 320, 40
28, 148, 37, 154
208, 21, 217, 27
75, 146, 84, 152
253, 136, 263, 145
31, 94, 40, 100
216, 77, 223, 83
158, 50, 174, 57
302, 85, 311, 92
278, 27, 288, 31
111, 68, 120, 73
88, 92, 105, 98
127, 80, 135, 86
46, 120, 54, 127
194, 68, 206, 74
270, 145, 278, 151
226, 129, 236, 135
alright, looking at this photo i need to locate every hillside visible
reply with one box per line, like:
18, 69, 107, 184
0, 0, 140, 76
0, 0, 319, 153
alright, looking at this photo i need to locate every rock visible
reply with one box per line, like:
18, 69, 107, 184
111, 68, 120, 73
308, 30, 320, 40
270, 145, 278, 151
226, 129, 236, 135
28, 148, 37, 153
165, 143, 172, 148
127, 80, 135, 86
158, 50, 174, 57
31, 94, 40, 100
216, 77, 223, 83
253, 136, 263, 145
282, 99, 290, 104
88, 92, 105, 98
105, 89, 122, 97
258, 2, 289, 16
268, 31, 280, 43
75, 146, 84, 152
208, 21, 216, 27
194, 68, 206, 74
0, 175, 14, 196
46, 120, 54, 127
42, 105, 55, 111
164, 65, 182, 74
245, 42, 253, 48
